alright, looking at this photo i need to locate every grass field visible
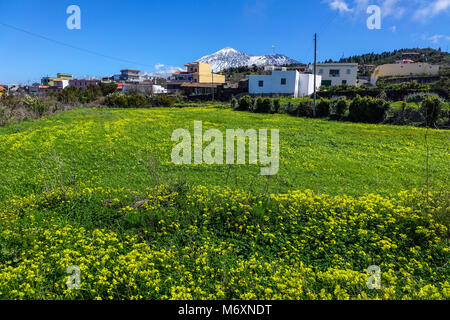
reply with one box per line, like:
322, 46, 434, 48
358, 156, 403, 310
0, 107, 449, 300
1, 107, 448, 201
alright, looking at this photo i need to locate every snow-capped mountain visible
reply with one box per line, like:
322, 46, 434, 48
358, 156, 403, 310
197, 47, 300, 72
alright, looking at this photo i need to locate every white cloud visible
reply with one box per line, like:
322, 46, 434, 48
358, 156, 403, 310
324, 0, 450, 21
143, 65, 184, 79
328, 0, 353, 13
391, 25, 397, 32
427, 34, 450, 43
381, 0, 405, 18
414, 0, 450, 21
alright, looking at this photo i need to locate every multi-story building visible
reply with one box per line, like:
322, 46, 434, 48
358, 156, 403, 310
370, 61, 440, 85
170, 62, 225, 84
248, 70, 321, 98
41, 73, 73, 86
120, 69, 141, 82
53, 79, 70, 89
69, 79, 101, 89
309, 63, 358, 86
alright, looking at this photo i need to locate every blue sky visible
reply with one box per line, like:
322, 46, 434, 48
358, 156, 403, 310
0, 0, 449, 84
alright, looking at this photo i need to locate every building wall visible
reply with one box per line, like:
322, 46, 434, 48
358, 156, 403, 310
370, 63, 440, 85
249, 71, 320, 98
53, 80, 70, 89
69, 79, 101, 88
311, 63, 358, 86
198, 73, 225, 84
174, 62, 226, 84
298, 74, 322, 97
249, 71, 299, 96
122, 84, 167, 94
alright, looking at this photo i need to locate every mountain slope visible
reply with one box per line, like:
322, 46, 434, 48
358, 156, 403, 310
198, 47, 300, 72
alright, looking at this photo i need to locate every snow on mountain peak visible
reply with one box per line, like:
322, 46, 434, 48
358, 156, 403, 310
197, 47, 300, 72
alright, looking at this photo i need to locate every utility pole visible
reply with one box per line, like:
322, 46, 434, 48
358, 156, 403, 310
211, 71, 214, 102
313, 33, 317, 118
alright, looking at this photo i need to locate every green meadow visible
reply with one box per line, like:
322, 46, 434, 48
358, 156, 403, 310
0, 107, 448, 202
0, 107, 449, 300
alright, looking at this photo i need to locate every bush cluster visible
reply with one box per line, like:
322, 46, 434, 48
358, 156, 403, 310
348, 95, 391, 124
104, 93, 178, 108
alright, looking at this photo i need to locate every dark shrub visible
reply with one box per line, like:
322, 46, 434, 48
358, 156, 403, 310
99, 82, 118, 96
333, 98, 349, 118
378, 90, 388, 101
316, 99, 331, 118
297, 101, 314, 118
238, 95, 254, 111
420, 96, 444, 127
151, 95, 176, 107
405, 92, 439, 106
273, 98, 281, 114
0, 106, 6, 126
105, 93, 129, 107
58, 86, 82, 104
349, 95, 390, 123
285, 102, 297, 115
128, 94, 149, 107
253, 97, 263, 112
404, 107, 423, 124
22, 95, 50, 116
231, 97, 238, 109
253, 97, 273, 113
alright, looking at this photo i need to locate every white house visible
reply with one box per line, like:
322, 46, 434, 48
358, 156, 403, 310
248, 70, 321, 98
122, 83, 167, 94
309, 63, 358, 86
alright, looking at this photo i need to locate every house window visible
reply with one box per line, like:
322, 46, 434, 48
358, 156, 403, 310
329, 69, 340, 77
258, 80, 264, 87
319, 69, 323, 74
281, 78, 287, 85
342, 80, 347, 85
346, 69, 351, 75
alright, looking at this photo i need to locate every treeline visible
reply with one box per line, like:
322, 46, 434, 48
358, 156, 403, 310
232, 94, 449, 128
337, 48, 450, 67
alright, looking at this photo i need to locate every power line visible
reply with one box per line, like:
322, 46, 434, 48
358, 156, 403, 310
0, 21, 153, 68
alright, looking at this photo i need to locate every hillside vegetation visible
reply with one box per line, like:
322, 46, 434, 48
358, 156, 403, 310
338, 48, 450, 67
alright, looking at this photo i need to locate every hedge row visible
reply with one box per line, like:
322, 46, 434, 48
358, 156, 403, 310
234, 94, 448, 127
104, 93, 178, 108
